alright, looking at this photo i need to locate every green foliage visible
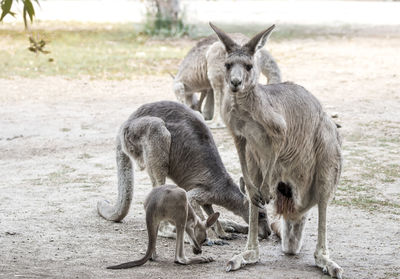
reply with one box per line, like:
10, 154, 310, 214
1, 0, 48, 54
0, 0, 38, 25
143, 10, 190, 37
0, 0, 14, 21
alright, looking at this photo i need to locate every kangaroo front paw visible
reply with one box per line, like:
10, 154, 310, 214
249, 190, 265, 209
226, 249, 259, 272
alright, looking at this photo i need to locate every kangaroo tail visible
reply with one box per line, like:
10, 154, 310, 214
97, 134, 133, 222
107, 211, 158, 269
257, 49, 282, 84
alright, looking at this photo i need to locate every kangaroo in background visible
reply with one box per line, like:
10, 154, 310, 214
173, 33, 281, 128
97, 101, 271, 242
209, 23, 343, 278
107, 184, 219, 269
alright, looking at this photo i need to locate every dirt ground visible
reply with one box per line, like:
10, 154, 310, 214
1, 36, 400, 279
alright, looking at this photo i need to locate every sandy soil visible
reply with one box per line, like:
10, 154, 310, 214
1, 36, 400, 279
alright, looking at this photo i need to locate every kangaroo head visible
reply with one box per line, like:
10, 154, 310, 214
186, 212, 220, 255
209, 23, 275, 95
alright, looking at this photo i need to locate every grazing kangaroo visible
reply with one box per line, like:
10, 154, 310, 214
107, 184, 219, 269
209, 23, 343, 278
173, 33, 281, 128
97, 101, 271, 241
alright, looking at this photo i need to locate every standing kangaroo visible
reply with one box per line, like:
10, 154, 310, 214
107, 184, 219, 269
173, 33, 281, 128
97, 101, 271, 240
209, 23, 343, 278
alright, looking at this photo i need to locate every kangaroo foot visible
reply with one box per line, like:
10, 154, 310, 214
204, 239, 229, 246
219, 232, 240, 240
206, 120, 226, 129
175, 256, 214, 265
158, 222, 177, 239
150, 251, 158, 261
226, 249, 259, 272
219, 219, 248, 234
271, 221, 281, 239
314, 250, 343, 279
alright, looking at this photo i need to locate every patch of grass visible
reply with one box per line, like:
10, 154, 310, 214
332, 196, 400, 215
60, 128, 71, 132
384, 271, 400, 279
0, 23, 191, 79
3, 21, 380, 80
80, 123, 90, 130
78, 153, 93, 159
25, 166, 109, 188
335, 137, 400, 215
47, 164, 76, 182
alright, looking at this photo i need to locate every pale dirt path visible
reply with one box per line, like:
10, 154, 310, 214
1, 37, 400, 278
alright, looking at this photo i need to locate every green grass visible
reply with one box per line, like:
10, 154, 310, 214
2, 21, 383, 80
25, 164, 108, 188
334, 134, 400, 215
0, 23, 191, 79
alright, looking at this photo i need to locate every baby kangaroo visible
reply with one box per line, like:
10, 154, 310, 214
107, 184, 219, 269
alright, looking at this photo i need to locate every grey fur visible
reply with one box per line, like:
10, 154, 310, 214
209, 23, 343, 278
97, 101, 271, 240
107, 184, 218, 269
173, 33, 281, 128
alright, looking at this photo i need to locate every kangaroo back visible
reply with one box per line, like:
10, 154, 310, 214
97, 116, 171, 222
131, 101, 230, 189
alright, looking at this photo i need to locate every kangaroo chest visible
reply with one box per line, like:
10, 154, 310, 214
228, 107, 272, 154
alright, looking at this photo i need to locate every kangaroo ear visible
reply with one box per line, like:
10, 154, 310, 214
206, 212, 220, 228
244, 24, 275, 56
239, 177, 246, 195
209, 22, 239, 54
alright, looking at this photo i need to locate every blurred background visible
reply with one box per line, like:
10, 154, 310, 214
1, 0, 400, 79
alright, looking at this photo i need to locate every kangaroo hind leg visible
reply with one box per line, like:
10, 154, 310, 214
314, 200, 343, 278
174, 216, 213, 265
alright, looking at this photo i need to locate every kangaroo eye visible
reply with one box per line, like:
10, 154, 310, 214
245, 64, 253, 71
225, 63, 232, 70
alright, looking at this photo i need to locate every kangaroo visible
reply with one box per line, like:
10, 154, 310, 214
209, 23, 343, 278
173, 33, 281, 128
97, 101, 271, 241
107, 184, 219, 269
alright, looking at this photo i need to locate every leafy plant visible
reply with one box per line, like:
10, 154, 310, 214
1, 0, 49, 53
143, 0, 190, 37
143, 11, 189, 37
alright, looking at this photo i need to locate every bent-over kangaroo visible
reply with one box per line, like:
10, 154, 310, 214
173, 33, 281, 128
107, 184, 219, 269
209, 23, 343, 278
97, 101, 271, 240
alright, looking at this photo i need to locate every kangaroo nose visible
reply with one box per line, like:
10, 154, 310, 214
231, 78, 242, 87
